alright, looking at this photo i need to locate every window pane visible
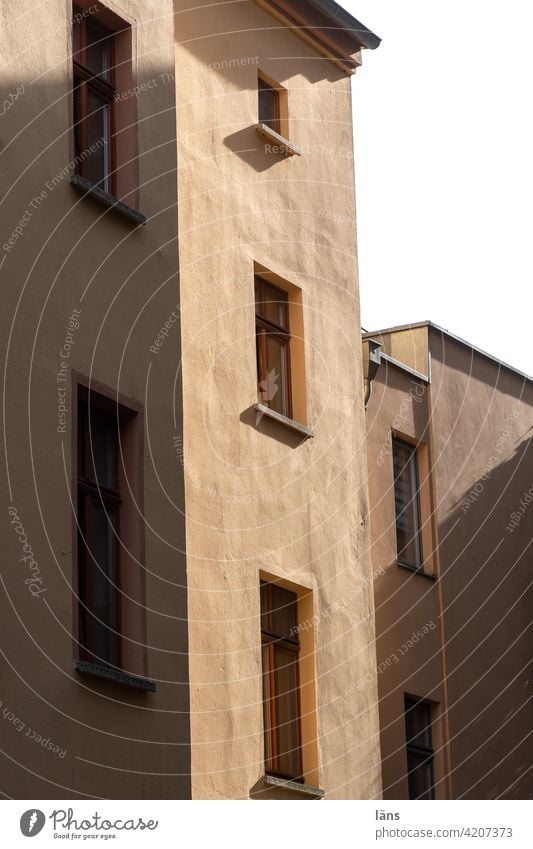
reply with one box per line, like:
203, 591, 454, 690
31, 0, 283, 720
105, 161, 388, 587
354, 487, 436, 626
405, 700, 432, 749
258, 80, 280, 132
86, 88, 111, 188
85, 19, 112, 80
78, 496, 118, 666
260, 581, 269, 631
73, 77, 83, 160
261, 644, 273, 766
88, 409, 117, 489
270, 585, 298, 640
273, 647, 301, 778
255, 280, 288, 328
72, 14, 83, 63
263, 335, 288, 416
393, 440, 422, 567
407, 752, 435, 800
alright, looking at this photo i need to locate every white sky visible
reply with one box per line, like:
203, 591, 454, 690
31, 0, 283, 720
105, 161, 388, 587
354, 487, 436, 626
344, 0, 533, 376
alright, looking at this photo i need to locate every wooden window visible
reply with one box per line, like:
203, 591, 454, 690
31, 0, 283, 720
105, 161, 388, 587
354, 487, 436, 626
77, 395, 123, 668
255, 275, 291, 418
261, 581, 303, 781
73, 5, 117, 193
258, 76, 281, 134
392, 437, 423, 569
405, 697, 435, 800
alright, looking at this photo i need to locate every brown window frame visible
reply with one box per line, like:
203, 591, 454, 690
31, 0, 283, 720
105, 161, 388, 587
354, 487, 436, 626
392, 436, 423, 571
73, 4, 117, 194
77, 392, 124, 669
405, 696, 436, 800
255, 275, 292, 419
260, 580, 303, 782
258, 76, 281, 134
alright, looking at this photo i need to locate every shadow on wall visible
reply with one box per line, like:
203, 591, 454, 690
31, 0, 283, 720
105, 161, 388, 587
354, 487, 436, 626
438, 434, 533, 800
174, 0, 349, 87
0, 54, 190, 798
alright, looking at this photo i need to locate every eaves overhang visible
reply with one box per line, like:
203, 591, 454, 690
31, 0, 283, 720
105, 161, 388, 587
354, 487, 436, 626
254, 0, 381, 74
362, 322, 533, 384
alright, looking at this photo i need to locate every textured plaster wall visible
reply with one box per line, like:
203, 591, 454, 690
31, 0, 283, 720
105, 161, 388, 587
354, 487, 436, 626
175, 0, 382, 800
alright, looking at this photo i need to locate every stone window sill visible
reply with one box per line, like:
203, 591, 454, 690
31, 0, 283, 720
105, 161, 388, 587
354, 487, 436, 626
70, 175, 146, 225
255, 403, 313, 439
398, 561, 436, 581
255, 123, 301, 157
263, 774, 324, 798
76, 661, 156, 692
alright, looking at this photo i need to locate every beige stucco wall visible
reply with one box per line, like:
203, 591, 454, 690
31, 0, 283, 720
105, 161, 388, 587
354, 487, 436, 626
0, 0, 190, 798
175, 0, 382, 799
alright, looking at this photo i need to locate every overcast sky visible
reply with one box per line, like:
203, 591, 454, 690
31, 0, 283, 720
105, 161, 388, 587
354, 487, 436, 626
344, 1, 532, 377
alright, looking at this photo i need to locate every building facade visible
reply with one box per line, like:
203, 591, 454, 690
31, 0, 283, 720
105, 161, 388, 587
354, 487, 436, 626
175, 0, 382, 800
1, 0, 384, 799
364, 323, 533, 800
1, 0, 190, 799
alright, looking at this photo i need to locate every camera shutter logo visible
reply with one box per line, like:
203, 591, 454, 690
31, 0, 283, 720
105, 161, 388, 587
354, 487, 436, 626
20, 810, 46, 837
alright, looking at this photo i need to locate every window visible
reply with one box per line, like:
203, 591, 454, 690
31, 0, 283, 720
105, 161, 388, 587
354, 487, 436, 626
73, 6, 117, 193
77, 396, 122, 667
405, 697, 435, 800
255, 276, 292, 418
392, 437, 422, 569
258, 76, 281, 134
261, 581, 302, 781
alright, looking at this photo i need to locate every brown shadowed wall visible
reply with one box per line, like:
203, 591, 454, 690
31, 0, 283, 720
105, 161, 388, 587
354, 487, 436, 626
0, 0, 190, 799
366, 324, 533, 800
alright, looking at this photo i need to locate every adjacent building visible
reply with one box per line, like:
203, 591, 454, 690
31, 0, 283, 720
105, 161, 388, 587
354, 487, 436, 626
364, 322, 533, 800
1, 0, 384, 799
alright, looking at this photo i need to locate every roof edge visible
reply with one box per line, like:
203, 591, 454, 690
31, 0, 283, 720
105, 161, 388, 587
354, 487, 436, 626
362, 322, 533, 384
254, 0, 380, 74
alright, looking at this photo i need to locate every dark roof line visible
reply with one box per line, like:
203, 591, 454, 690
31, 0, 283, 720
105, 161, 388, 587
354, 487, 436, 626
308, 0, 381, 50
362, 321, 533, 383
